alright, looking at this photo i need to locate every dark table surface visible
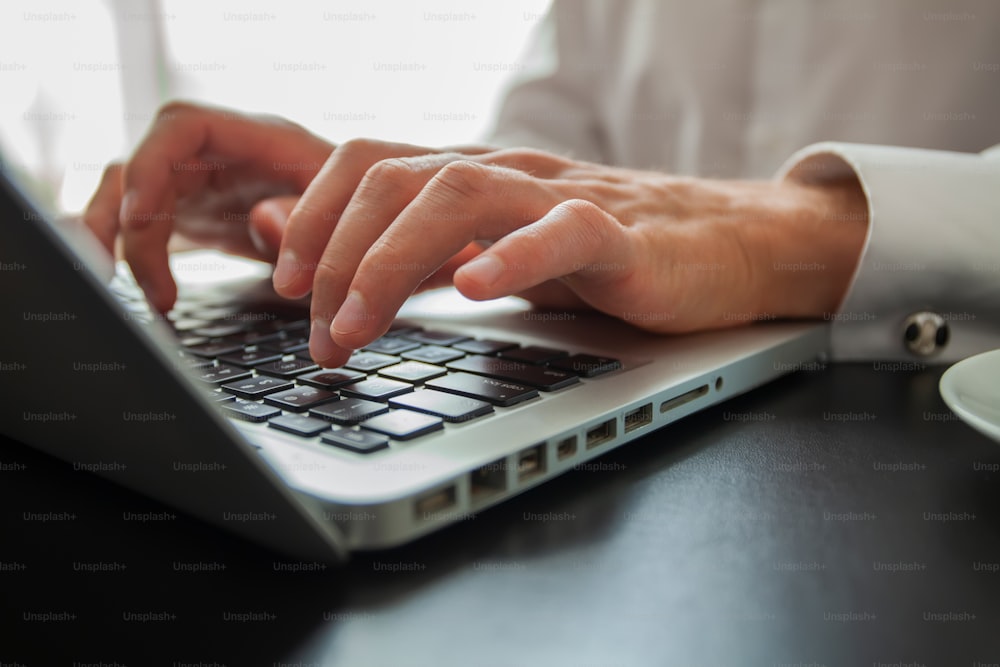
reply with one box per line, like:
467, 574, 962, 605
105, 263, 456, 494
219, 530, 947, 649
3, 362, 999, 666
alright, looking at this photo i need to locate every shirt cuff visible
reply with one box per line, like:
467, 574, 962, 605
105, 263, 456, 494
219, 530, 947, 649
776, 141, 1000, 363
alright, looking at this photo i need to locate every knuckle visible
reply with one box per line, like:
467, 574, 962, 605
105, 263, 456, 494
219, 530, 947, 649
353, 158, 415, 207
557, 199, 619, 248
314, 255, 345, 287
337, 137, 381, 159
360, 236, 408, 276
559, 198, 609, 227
486, 147, 571, 172
432, 160, 493, 198
363, 157, 416, 184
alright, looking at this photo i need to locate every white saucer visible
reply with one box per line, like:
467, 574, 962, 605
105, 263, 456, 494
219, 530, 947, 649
940, 348, 1000, 443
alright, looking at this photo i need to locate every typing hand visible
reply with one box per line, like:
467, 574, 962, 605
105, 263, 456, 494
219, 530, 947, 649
273, 141, 868, 368
82, 101, 336, 313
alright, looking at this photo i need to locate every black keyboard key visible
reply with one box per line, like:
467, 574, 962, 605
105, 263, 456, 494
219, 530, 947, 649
321, 427, 389, 454
223, 399, 282, 423
260, 335, 310, 354
344, 351, 401, 372
217, 348, 284, 368
204, 388, 236, 403
254, 358, 319, 378
499, 345, 568, 364
192, 323, 249, 338
378, 361, 448, 384
309, 398, 388, 425
386, 321, 422, 335
277, 318, 309, 332
263, 386, 339, 412
186, 340, 246, 358
452, 339, 519, 355
360, 410, 443, 440
240, 330, 283, 346
363, 336, 421, 355
447, 355, 579, 391
403, 330, 470, 346
297, 368, 366, 390
401, 345, 465, 364
340, 377, 414, 401
268, 413, 332, 437
425, 372, 538, 407
389, 391, 493, 423
196, 364, 253, 384
548, 354, 622, 377
221, 375, 295, 399
180, 353, 215, 369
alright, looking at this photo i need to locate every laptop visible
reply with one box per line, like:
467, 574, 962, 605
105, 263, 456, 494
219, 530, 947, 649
0, 163, 828, 563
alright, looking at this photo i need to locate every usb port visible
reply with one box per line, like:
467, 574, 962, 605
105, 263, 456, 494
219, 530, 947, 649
517, 444, 545, 482
624, 404, 653, 433
414, 485, 457, 520
470, 459, 507, 502
586, 418, 616, 449
556, 436, 578, 461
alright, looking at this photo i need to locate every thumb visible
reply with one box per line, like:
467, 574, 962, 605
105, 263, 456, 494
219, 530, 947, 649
248, 195, 299, 262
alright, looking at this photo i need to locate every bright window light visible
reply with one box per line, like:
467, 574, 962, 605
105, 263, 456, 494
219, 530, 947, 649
0, 0, 551, 213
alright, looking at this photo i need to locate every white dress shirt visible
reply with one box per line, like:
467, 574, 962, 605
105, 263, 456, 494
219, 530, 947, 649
488, 0, 1000, 362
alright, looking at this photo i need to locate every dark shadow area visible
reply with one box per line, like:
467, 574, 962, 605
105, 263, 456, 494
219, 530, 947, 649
3, 364, 1000, 665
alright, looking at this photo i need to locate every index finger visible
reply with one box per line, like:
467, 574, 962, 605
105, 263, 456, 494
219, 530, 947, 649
119, 101, 331, 311
273, 138, 444, 300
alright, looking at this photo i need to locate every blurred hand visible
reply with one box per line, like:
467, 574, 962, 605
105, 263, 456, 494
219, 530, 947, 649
82, 101, 336, 312
273, 140, 868, 367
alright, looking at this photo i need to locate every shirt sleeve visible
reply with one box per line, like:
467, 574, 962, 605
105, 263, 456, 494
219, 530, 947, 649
777, 142, 1000, 363
484, 0, 606, 163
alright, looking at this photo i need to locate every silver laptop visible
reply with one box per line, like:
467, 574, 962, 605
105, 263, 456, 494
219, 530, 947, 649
0, 164, 828, 563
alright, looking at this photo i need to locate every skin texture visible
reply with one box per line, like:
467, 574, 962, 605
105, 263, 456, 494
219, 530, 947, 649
83, 102, 868, 368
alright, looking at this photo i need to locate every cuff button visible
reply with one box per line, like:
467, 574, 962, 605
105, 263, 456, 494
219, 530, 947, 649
902, 311, 948, 357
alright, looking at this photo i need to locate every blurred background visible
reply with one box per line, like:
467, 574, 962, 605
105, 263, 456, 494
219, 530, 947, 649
0, 0, 550, 212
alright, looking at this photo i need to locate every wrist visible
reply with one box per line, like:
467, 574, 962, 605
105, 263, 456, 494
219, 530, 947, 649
746, 177, 868, 320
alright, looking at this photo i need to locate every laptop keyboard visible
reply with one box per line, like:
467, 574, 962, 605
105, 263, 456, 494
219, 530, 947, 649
112, 279, 622, 456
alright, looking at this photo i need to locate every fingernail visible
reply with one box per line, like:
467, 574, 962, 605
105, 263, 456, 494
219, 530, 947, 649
332, 291, 369, 335
310, 318, 337, 363
272, 250, 299, 290
119, 191, 140, 228
460, 254, 504, 287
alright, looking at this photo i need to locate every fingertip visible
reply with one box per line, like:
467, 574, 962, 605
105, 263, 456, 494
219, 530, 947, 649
248, 205, 284, 262
316, 350, 352, 369
330, 292, 377, 349
272, 250, 310, 298
308, 318, 352, 368
138, 276, 177, 314
454, 254, 511, 300
456, 254, 504, 287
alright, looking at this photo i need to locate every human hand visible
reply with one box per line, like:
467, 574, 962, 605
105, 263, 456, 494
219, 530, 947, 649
81, 101, 336, 313
273, 141, 868, 368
